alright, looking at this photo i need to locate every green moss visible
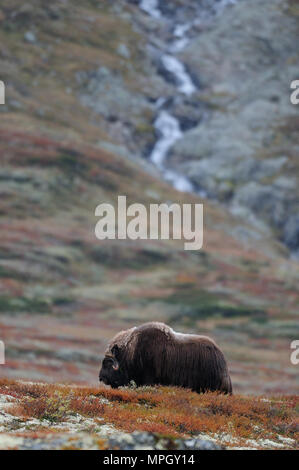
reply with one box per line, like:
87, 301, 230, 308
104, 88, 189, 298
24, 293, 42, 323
0, 296, 51, 314
0, 266, 27, 281
52, 296, 74, 306
134, 122, 155, 136
58, 149, 88, 174
240, 258, 270, 273
89, 245, 169, 270
164, 288, 265, 322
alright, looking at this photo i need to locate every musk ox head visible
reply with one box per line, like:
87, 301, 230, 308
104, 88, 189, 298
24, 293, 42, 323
99, 345, 128, 388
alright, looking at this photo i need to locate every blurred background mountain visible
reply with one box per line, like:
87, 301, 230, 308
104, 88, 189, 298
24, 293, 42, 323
0, 0, 298, 394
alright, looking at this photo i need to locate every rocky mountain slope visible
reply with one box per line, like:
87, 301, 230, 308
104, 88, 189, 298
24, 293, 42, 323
170, 0, 299, 254
125, 0, 299, 254
0, 0, 298, 400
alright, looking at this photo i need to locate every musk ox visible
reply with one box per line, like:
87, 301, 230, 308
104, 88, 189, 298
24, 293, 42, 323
99, 322, 232, 394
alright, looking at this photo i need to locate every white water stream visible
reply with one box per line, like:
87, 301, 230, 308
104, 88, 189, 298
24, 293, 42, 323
150, 111, 183, 167
139, 0, 197, 193
161, 54, 196, 96
139, 0, 236, 194
140, 0, 161, 19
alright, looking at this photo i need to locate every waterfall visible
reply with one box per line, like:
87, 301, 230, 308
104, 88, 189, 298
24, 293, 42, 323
139, 0, 236, 194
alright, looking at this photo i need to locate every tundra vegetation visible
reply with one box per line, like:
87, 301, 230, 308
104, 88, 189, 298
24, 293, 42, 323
0, 379, 298, 450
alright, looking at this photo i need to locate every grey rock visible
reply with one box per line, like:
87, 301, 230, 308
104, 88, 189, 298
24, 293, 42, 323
24, 31, 37, 44
16, 431, 223, 450
107, 431, 156, 450
233, 182, 286, 229
131, 431, 156, 446
274, 176, 297, 191
117, 43, 131, 59
283, 215, 299, 251
8, 99, 23, 110
194, 439, 222, 450
108, 433, 136, 450
107, 431, 223, 450
97, 141, 131, 160
177, 437, 222, 450
79, 66, 156, 156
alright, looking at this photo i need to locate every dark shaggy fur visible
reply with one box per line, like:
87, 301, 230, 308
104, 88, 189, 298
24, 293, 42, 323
99, 322, 232, 394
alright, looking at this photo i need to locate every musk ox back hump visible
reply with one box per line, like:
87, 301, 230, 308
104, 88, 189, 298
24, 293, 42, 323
114, 322, 232, 394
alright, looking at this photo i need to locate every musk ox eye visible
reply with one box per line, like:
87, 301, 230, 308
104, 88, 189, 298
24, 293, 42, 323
111, 344, 120, 359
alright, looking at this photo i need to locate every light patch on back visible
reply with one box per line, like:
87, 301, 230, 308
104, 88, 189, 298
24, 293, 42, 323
173, 328, 216, 345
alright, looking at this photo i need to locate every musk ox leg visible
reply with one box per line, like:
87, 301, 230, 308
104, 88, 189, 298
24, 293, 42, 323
140, 373, 156, 387
223, 374, 233, 395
